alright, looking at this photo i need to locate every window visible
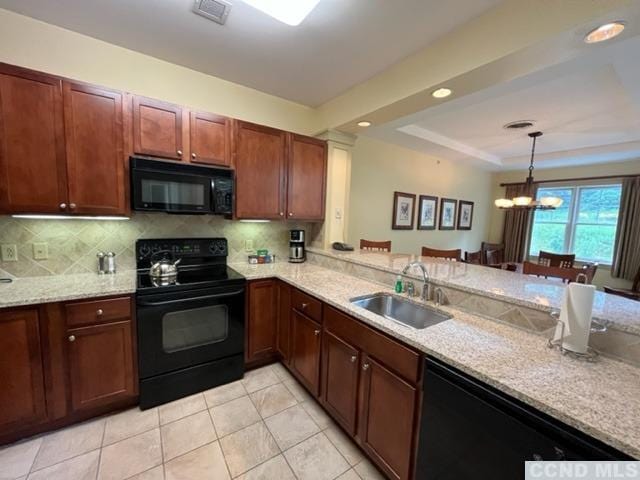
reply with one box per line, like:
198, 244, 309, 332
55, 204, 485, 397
529, 184, 622, 263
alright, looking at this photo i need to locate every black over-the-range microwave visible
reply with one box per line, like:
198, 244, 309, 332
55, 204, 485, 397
130, 156, 233, 215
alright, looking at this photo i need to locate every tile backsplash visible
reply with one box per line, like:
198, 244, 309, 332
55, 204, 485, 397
0, 214, 312, 278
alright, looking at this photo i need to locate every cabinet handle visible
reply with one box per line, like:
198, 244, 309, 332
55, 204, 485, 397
69, 203, 77, 210
301, 303, 308, 309
350, 355, 357, 363
96, 309, 103, 316
59, 203, 67, 210
279, 212, 284, 217
314, 329, 320, 336
177, 150, 183, 156
68, 335, 76, 342
288, 212, 293, 217
191, 153, 196, 159
362, 363, 370, 371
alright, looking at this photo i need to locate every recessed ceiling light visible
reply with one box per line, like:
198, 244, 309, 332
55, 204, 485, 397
503, 120, 535, 130
241, 0, 321, 26
357, 121, 372, 127
584, 21, 625, 44
432, 88, 452, 99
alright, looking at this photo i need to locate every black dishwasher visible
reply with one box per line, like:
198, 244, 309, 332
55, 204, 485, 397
416, 357, 632, 480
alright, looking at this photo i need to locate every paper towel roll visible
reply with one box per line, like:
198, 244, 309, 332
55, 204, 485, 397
552, 282, 596, 354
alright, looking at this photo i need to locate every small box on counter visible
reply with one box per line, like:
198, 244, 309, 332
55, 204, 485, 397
248, 252, 276, 264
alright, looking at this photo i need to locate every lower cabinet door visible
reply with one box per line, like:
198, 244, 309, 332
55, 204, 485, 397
67, 321, 135, 412
359, 355, 418, 480
321, 330, 359, 435
0, 308, 47, 431
276, 281, 292, 363
290, 310, 322, 396
246, 279, 277, 363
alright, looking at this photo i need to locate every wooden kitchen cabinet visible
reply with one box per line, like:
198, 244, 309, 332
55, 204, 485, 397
359, 355, 418, 480
133, 95, 185, 160
246, 279, 278, 364
234, 121, 287, 219
67, 320, 135, 412
290, 309, 322, 396
189, 111, 231, 167
0, 308, 48, 433
286, 134, 327, 221
276, 280, 292, 363
63, 81, 127, 215
321, 330, 360, 435
0, 64, 67, 214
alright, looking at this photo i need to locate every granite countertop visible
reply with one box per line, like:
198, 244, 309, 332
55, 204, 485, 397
0, 271, 137, 308
307, 247, 640, 335
2, 262, 639, 457
231, 262, 640, 459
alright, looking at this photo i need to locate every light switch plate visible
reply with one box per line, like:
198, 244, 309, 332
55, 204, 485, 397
245, 239, 254, 252
1, 244, 18, 262
33, 242, 48, 260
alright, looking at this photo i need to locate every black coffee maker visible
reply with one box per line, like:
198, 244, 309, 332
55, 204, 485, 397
289, 230, 306, 263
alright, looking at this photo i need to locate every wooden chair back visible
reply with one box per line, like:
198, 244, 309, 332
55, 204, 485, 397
538, 251, 575, 268
421, 247, 462, 261
464, 251, 482, 264
481, 242, 504, 265
603, 265, 640, 301
485, 249, 504, 265
522, 261, 596, 284
360, 239, 392, 252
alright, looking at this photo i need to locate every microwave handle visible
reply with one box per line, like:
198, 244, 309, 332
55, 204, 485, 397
138, 289, 244, 307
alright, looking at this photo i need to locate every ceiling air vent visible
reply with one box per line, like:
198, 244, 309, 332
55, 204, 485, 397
192, 0, 232, 25
503, 120, 535, 130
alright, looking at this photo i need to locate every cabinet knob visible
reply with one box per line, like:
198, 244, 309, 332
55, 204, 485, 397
69, 203, 77, 210
362, 363, 370, 371
59, 203, 67, 210
301, 303, 308, 309
288, 212, 293, 217
177, 150, 183, 156
96, 309, 103, 316
350, 355, 357, 363
68, 335, 76, 342
314, 329, 321, 336
279, 212, 284, 216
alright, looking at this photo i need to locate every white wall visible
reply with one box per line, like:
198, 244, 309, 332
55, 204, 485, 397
348, 136, 493, 255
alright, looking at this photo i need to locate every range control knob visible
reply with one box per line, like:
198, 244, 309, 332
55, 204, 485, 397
139, 244, 151, 258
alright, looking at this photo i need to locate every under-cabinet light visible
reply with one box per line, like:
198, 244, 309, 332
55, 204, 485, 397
12, 215, 130, 221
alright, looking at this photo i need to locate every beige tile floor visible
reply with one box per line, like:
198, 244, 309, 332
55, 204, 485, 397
0, 363, 386, 480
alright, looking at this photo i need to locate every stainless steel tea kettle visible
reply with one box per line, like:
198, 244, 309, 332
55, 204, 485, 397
149, 250, 181, 282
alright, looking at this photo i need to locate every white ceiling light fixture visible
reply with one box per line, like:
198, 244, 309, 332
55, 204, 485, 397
357, 121, 372, 127
432, 88, 452, 99
241, 0, 321, 26
584, 21, 625, 44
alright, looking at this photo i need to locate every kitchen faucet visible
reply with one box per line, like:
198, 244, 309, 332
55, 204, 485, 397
402, 261, 431, 302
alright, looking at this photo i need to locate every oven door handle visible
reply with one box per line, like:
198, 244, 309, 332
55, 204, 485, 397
137, 290, 244, 307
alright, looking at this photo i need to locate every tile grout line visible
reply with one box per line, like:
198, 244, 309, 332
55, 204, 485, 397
204, 407, 233, 479
94, 420, 107, 480
25, 436, 45, 477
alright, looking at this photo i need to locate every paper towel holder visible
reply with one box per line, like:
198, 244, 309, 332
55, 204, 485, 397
547, 310, 604, 361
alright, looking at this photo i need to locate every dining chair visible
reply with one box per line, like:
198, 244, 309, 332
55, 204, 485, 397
464, 251, 482, 264
537, 251, 575, 268
481, 242, 504, 265
360, 239, 392, 252
522, 261, 595, 284
604, 265, 640, 301
421, 247, 462, 261
485, 249, 504, 265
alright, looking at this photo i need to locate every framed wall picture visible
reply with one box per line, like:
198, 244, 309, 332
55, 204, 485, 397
439, 198, 457, 230
392, 191, 416, 230
417, 195, 438, 230
457, 200, 474, 230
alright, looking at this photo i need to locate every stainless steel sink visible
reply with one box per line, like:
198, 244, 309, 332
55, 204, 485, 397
350, 293, 451, 330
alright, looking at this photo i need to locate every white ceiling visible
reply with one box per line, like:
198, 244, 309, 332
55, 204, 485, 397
366, 33, 640, 171
0, 0, 499, 106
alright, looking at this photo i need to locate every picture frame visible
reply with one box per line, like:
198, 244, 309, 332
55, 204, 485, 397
392, 191, 416, 230
439, 198, 457, 230
457, 200, 474, 230
417, 195, 438, 230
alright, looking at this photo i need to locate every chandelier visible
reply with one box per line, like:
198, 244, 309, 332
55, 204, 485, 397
494, 131, 563, 210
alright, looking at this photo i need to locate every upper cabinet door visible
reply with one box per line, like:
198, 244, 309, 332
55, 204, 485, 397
287, 134, 327, 221
235, 121, 286, 219
133, 96, 184, 160
190, 111, 231, 167
0, 65, 68, 214
63, 82, 127, 215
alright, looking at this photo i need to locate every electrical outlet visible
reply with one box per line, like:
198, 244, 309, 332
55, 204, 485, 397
1, 244, 18, 262
33, 242, 49, 260
335, 208, 343, 220
245, 239, 254, 252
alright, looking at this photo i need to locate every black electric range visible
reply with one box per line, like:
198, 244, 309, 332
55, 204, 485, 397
135, 238, 246, 409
